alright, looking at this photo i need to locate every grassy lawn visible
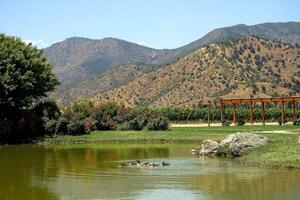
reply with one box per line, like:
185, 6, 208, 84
42, 125, 299, 143
40, 125, 300, 168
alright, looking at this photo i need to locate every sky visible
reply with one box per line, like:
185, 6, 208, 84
0, 0, 299, 49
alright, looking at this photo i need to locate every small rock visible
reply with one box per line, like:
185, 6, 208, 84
199, 140, 220, 156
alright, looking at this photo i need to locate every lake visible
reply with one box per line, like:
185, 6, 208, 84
0, 144, 299, 200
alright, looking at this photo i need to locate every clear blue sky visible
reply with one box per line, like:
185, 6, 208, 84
1, 0, 299, 49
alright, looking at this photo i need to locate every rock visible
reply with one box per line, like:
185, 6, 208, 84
220, 133, 235, 146
221, 133, 268, 157
191, 147, 201, 154
199, 140, 220, 156
192, 133, 268, 157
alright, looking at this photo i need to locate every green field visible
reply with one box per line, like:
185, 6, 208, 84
40, 125, 300, 168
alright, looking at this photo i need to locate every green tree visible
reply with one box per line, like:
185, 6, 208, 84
0, 33, 58, 142
0, 34, 58, 109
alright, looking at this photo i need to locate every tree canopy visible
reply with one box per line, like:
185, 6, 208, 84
0, 33, 58, 109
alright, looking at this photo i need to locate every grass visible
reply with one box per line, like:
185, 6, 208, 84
40, 125, 300, 168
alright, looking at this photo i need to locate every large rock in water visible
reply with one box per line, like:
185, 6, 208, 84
192, 140, 220, 156
221, 133, 268, 156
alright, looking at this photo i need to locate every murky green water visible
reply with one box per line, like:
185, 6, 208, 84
0, 144, 300, 200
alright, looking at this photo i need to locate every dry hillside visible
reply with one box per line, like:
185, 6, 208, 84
51, 63, 156, 105
91, 37, 300, 108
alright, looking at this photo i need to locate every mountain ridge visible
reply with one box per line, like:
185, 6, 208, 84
43, 22, 300, 105
90, 36, 300, 108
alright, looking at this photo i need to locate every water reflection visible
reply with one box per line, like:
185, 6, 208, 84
0, 144, 300, 200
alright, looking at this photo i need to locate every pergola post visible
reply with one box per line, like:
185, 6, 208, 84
232, 103, 237, 126
220, 102, 225, 124
292, 101, 296, 124
208, 103, 211, 127
281, 100, 285, 125
249, 102, 254, 126
261, 102, 265, 126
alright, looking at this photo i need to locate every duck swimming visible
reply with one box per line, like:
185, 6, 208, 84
162, 161, 170, 166
119, 162, 129, 167
131, 160, 141, 166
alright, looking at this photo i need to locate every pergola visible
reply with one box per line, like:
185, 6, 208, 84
220, 97, 300, 126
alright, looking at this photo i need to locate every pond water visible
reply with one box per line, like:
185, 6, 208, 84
0, 144, 300, 200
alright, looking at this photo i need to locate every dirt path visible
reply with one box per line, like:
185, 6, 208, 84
171, 122, 295, 127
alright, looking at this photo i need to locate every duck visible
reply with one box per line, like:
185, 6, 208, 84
162, 161, 170, 166
150, 163, 160, 167
141, 162, 150, 167
131, 160, 141, 166
119, 162, 128, 167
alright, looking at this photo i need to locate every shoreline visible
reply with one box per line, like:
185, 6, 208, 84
36, 125, 300, 169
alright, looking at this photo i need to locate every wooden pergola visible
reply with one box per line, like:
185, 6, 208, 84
220, 97, 300, 126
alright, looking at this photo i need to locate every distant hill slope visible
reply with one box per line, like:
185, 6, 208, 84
90, 37, 300, 108
43, 37, 173, 87
51, 63, 156, 105
175, 22, 300, 57
44, 22, 300, 105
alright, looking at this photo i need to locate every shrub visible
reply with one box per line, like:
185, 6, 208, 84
97, 117, 117, 130
293, 118, 300, 126
117, 121, 130, 131
44, 119, 57, 135
236, 119, 245, 126
147, 119, 158, 131
16, 109, 39, 138
34, 100, 61, 135
63, 102, 93, 120
277, 119, 288, 126
67, 120, 86, 135
129, 117, 146, 130
83, 117, 98, 133
147, 117, 169, 131
55, 117, 69, 135
0, 118, 13, 143
34, 100, 60, 119
158, 118, 169, 130
222, 121, 231, 126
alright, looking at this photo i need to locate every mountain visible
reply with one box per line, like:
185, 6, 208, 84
175, 22, 300, 57
51, 63, 156, 105
90, 37, 300, 108
44, 22, 300, 105
43, 37, 173, 87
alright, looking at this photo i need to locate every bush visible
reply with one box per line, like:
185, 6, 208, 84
236, 119, 245, 126
34, 100, 60, 119
129, 117, 146, 130
117, 122, 130, 131
278, 119, 287, 126
147, 117, 169, 131
95, 117, 116, 130
293, 118, 300, 126
55, 117, 69, 135
83, 117, 98, 133
34, 100, 61, 135
222, 121, 231, 126
44, 119, 57, 135
0, 118, 13, 143
159, 118, 169, 130
67, 120, 86, 135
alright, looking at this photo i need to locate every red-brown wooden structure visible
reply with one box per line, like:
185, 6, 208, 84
220, 97, 300, 126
